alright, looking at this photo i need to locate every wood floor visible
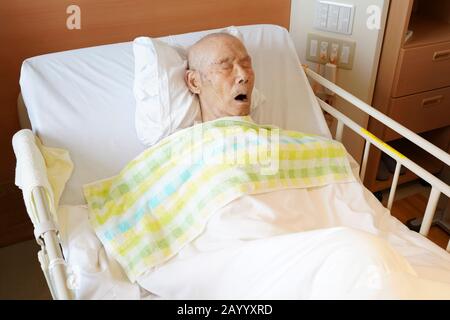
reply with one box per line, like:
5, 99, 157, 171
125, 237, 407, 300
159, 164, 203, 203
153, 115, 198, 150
390, 192, 450, 250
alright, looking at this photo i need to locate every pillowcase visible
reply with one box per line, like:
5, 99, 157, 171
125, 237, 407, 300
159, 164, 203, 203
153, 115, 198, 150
133, 26, 266, 147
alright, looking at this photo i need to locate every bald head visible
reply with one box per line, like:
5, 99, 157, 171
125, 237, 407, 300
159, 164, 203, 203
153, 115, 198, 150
185, 33, 255, 122
187, 33, 242, 72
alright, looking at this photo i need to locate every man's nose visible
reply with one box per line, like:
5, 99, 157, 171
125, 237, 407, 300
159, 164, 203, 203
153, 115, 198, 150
235, 65, 249, 84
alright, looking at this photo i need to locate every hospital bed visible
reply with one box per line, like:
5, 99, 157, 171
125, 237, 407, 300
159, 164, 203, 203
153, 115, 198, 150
12, 24, 450, 299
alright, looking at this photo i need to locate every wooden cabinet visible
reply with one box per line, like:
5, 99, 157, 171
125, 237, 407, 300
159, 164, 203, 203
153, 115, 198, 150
364, 0, 450, 192
393, 41, 450, 97
384, 87, 450, 141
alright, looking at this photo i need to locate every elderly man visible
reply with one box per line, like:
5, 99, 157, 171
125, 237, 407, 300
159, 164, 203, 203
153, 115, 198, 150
185, 33, 255, 122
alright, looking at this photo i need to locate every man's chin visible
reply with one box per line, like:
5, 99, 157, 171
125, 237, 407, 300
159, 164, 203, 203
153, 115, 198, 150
232, 102, 251, 115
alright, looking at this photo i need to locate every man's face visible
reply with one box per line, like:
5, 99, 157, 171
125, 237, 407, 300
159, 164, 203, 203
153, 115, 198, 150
187, 35, 255, 121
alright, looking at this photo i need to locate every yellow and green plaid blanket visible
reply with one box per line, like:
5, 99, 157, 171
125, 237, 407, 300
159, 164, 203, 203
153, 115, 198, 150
84, 116, 355, 281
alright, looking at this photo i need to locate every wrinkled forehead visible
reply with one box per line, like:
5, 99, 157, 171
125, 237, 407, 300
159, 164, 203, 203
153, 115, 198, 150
201, 37, 250, 65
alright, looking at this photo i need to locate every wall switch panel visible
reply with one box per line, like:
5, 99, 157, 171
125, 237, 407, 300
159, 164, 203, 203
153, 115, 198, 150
314, 0, 355, 35
306, 33, 356, 70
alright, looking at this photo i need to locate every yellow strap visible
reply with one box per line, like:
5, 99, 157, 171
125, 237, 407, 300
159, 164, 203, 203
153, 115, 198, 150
360, 128, 406, 160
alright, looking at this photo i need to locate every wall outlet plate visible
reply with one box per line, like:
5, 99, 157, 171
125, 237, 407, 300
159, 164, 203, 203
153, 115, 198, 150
306, 33, 356, 70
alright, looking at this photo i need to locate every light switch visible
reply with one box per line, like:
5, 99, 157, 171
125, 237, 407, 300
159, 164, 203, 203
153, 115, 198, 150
314, 2, 329, 29
314, 1, 355, 35
320, 3, 329, 19
326, 4, 340, 31
338, 6, 351, 33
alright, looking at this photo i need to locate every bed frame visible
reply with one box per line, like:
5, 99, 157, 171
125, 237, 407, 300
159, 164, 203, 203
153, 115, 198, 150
305, 68, 450, 227
15, 66, 450, 299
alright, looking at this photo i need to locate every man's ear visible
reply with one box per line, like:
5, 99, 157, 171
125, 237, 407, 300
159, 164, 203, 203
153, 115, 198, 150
185, 70, 201, 94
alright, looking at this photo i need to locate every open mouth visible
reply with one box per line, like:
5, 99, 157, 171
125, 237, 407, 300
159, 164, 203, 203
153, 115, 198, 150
234, 94, 248, 102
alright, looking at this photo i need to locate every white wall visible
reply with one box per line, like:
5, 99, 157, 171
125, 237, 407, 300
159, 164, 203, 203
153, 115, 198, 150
290, 0, 389, 164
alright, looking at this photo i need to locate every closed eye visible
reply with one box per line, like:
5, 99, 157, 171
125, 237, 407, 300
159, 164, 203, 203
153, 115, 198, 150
220, 62, 233, 70
214, 58, 232, 68
239, 56, 252, 68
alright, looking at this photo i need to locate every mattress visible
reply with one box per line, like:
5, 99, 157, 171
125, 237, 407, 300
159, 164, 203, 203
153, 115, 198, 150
19, 24, 331, 205
57, 158, 450, 299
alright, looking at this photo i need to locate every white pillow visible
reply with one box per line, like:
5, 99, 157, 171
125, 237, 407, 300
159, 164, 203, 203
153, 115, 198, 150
133, 26, 266, 147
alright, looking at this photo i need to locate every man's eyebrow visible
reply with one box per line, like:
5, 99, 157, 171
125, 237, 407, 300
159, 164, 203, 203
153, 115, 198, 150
211, 55, 251, 65
239, 55, 252, 62
213, 57, 232, 65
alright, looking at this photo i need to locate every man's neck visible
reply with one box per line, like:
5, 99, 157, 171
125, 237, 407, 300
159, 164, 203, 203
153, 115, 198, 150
200, 105, 220, 122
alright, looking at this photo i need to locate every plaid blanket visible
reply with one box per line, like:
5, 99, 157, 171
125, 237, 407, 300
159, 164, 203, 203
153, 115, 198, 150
83, 116, 355, 281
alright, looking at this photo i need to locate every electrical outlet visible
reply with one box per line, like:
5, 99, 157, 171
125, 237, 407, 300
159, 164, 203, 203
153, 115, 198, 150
319, 41, 329, 62
305, 33, 356, 69
340, 45, 351, 64
330, 42, 339, 64
310, 39, 318, 58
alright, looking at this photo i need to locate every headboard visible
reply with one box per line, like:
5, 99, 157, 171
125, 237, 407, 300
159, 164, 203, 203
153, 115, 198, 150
0, 0, 291, 183
0, 0, 291, 247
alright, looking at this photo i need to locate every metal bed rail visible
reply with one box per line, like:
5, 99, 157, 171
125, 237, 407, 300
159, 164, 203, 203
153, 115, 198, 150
15, 96, 75, 300
10, 186, 76, 300
31, 186, 74, 300
304, 67, 450, 252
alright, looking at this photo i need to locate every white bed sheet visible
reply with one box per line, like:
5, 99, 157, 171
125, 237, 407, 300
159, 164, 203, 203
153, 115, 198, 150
20, 24, 330, 205
58, 160, 450, 299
